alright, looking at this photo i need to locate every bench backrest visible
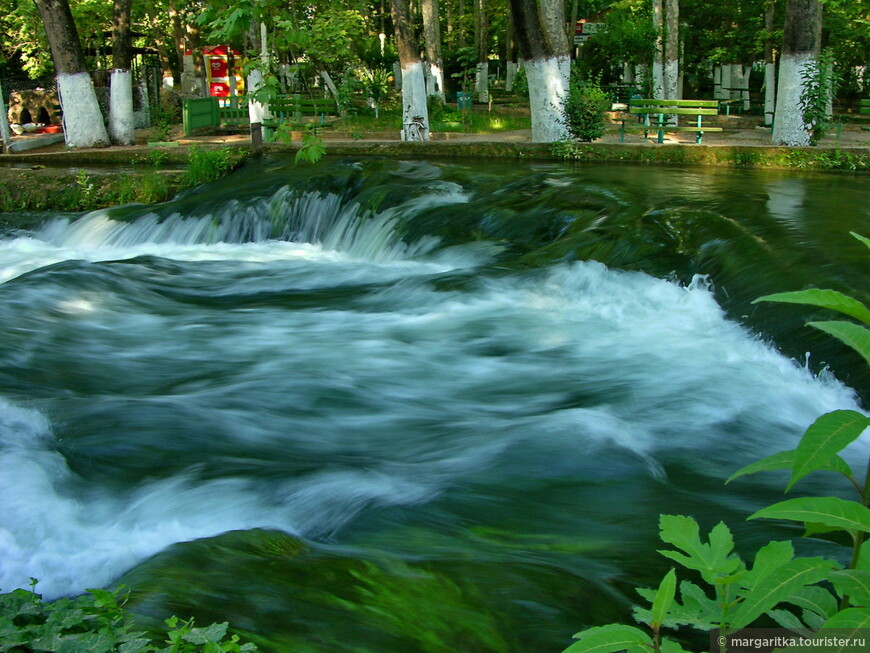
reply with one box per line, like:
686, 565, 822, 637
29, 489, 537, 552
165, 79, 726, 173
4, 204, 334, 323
270, 95, 338, 119
861, 99, 870, 115
630, 99, 719, 115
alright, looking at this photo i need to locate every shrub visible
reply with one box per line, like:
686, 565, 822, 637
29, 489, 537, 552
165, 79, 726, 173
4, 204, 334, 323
562, 80, 610, 142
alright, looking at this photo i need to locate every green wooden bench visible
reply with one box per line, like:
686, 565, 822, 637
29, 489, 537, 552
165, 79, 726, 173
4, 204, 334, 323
267, 94, 338, 124
618, 99, 723, 144
184, 95, 339, 136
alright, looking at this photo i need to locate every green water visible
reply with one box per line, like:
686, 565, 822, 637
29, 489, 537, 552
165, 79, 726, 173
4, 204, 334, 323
0, 157, 867, 651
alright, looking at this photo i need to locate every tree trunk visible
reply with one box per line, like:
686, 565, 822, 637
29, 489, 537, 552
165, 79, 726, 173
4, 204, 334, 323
186, 22, 208, 98
663, 0, 679, 100
34, 0, 109, 148
763, 0, 776, 126
509, 0, 570, 142
109, 0, 134, 145
247, 23, 272, 125
0, 80, 12, 153
652, 0, 664, 99
422, 0, 446, 101
473, 0, 489, 103
505, 10, 517, 92
391, 0, 430, 140
772, 0, 821, 146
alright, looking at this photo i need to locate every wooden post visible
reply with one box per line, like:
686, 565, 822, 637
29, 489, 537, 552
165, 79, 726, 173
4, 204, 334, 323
251, 121, 263, 155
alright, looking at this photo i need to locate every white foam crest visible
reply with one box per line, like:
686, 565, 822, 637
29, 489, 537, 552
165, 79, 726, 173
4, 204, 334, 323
0, 397, 440, 599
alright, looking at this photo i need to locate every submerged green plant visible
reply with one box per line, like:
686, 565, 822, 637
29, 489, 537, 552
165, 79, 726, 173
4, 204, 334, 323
564, 232, 870, 653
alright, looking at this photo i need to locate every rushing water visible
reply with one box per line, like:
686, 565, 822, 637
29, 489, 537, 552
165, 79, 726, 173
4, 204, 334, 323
1, 157, 868, 651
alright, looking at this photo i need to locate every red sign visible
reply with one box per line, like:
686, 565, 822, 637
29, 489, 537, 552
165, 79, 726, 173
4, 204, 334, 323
210, 82, 230, 97
209, 58, 228, 77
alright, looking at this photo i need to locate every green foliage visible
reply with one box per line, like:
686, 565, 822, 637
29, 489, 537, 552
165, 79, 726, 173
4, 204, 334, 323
294, 129, 326, 165
562, 77, 610, 142
0, 580, 256, 652
563, 233, 870, 653
800, 50, 842, 146
183, 146, 246, 186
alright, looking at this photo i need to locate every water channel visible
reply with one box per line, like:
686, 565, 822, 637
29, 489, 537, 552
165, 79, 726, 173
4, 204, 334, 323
1, 156, 868, 651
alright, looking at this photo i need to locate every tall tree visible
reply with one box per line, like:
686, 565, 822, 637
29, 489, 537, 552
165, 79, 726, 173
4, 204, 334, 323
108, 0, 134, 145
763, 0, 776, 127
422, 0, 446, 100
772, 0, 821, 145
391, 0, 430, 140
663, 0, 679, 99
34, 0, 109, 148
509, 0, 570, 142
652, 0, 664, 98
473, 0, 489, 102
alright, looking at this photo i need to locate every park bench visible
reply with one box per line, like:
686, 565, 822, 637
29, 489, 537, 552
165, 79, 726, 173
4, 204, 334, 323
617, 99, 723, 144
183, 95, 339, 136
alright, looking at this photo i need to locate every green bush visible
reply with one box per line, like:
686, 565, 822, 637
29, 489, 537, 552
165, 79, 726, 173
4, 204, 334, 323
562, 81, 610, 142
0, 580, 257, 652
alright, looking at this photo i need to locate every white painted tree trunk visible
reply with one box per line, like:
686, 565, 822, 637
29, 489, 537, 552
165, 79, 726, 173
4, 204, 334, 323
425, 62, 446, 100
246, 68, 270, 124
764, 62, 776, 126
248, 22, 272, 124
652, 0, 664, 99
0, 80, 12, 152
505, 61, 518, 92
772, 52, 812, 146
475, 61, 489, 103
57, 72, 109, 148
664, 60, 678, 100
400, 60, 430, 140
525, 55, 570, 142
108, 69, 134, 145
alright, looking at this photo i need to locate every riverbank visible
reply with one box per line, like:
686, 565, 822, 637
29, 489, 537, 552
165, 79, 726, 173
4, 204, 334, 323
1, 120, 868, 218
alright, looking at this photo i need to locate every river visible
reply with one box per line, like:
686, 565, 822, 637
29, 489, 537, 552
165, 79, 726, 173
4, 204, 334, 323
1, 156, 867, 651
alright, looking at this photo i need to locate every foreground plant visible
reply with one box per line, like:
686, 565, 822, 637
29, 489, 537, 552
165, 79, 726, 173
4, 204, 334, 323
564, 232, 870, 653
0, 579, 256, 652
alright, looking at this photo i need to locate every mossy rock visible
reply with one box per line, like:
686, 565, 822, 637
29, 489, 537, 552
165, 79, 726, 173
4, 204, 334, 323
118, 528, 513, 653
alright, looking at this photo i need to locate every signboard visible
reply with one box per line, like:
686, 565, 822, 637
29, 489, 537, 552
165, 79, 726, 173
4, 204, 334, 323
574, 21, 606, 45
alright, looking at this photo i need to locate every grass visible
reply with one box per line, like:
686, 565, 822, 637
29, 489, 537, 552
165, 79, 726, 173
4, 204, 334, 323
334, 105, 531, 134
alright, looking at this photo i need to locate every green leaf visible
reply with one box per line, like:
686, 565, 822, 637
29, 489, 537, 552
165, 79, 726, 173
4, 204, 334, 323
563, 624, 652, 653
753, 289, 870, 326
787, 410, 870, 491
782, 585, 838, 622
651, 569, 677, 629
829, 570, 870, 606
851, 232, 870, 251
749, 497, 870, 535
821, 606, 870, 629
730, 557, 833, 629
659, 638, 693, 653
807, 320, 870, 367
726, 449, 852, 484
742, 540, 794, 590
658, 516, 742, 584
857, 540, 870, 571
766, 608, 810, 632
184, 621, 229, 644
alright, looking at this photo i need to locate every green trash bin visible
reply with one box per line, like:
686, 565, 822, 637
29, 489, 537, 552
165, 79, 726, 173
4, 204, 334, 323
457, 92, 472, 109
